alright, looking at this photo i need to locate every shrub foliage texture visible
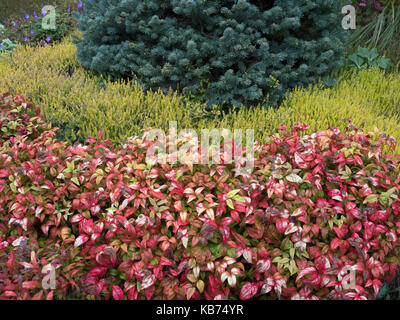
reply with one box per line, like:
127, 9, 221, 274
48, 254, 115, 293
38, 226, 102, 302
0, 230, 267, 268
2, 40, 400, 150
74, 0, 347, 107
1, 94, 400, 300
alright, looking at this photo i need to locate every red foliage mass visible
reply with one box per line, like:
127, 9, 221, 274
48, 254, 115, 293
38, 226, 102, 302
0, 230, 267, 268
1, 93, 400, 300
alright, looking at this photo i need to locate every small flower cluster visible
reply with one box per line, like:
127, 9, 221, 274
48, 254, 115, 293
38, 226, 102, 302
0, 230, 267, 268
351, 0, 387, 24
0, 1, 82, 48
1, 93, 400, 300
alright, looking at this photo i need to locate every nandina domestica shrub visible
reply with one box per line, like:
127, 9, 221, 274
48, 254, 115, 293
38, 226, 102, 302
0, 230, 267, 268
1, 93, 400, 300
0, 93, 50, 142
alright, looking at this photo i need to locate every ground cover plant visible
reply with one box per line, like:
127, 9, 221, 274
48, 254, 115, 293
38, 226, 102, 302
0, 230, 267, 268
1, 93, 400, 300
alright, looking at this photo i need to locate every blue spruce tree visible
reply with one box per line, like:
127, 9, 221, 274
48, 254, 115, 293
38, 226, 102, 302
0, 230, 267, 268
74, 0, 348, 108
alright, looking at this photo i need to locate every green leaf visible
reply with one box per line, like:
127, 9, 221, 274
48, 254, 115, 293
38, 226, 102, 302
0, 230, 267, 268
227, 189, 241, 199
209, 244, 223, 258
280, 238, 293, 250
232, 194, 245, 203
288, 260, 299, 276
348, 54, 364, 68
227, 247, 236, 258
289, 248, 295, 259
379, 192, 389, 206
9, 183, 16, 193
187, 273, 197, 283
357, 47, 372, 59
364, 194, 378, 204
109, 269, 119, 276
226, 199, 234, 210
71, 177, 80, 186
377, 58, 389, 69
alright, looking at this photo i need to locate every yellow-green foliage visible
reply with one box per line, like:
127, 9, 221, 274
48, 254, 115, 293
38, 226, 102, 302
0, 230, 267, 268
1, 37, 400, 152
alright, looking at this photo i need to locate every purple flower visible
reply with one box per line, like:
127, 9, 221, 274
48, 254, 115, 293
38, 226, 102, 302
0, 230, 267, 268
30, 30, 35, 34
46, 36, 51, 43
23, 37, 28, 42
13, 23, 18, 28
77, 2, 83, 8
25, 14, 30, 20
0, 44, 2, 50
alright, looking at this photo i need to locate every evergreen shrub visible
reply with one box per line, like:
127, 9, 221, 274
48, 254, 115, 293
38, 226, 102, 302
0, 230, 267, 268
74, 0, 347, 108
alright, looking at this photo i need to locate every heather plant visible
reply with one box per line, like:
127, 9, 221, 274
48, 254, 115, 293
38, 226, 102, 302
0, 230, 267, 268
74, 0, 347, 108
1, 93, 400, 300
2, 39, 400, 152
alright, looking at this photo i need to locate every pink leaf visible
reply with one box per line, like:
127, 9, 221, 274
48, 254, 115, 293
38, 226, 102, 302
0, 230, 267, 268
296, 266, 317, 283
141, 274, 156, 290
256, 259, 272, 273
240, 282, 258, 300
70, 214, 84, 223
74, 234, 89, 248
112, 285, 124, 300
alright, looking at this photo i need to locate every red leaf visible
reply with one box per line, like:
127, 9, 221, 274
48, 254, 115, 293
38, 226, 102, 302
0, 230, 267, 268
46, 290, 54, 300
74, 234, 89, 248
141, 274, 156, 290
3, 291, 17, 298
112, 285, 124, 300
149, 189, 167, 200
240, 282, 258, 300
70, 214, 84, 223
330, 238, 341, 251
0, 169, 9, 178
296, 266, 317, 283
246, 227, 263, 239
22, 280, 40, 289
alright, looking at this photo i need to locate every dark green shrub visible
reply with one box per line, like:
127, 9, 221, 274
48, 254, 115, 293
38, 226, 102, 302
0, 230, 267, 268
74, 0, 347, 108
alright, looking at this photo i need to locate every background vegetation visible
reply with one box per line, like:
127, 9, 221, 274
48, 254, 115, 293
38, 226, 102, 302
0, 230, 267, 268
0, 38, 399, 152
